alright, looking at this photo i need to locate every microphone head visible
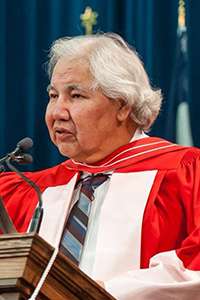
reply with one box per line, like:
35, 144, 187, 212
17, 137, 33, 151
13, 153, 33, 164
20, 153, 33, 164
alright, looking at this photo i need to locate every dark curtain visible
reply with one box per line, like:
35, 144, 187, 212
0, 0, 182, 170
186, 0, 200, 147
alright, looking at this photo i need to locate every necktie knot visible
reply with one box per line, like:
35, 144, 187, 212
81, 173, 109, 200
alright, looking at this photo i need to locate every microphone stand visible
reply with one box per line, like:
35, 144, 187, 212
0, 165, 5, 172
5, 158, 43, 233
0, 154, 10, 169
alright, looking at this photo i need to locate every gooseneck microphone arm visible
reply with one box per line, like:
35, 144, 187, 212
5, 158, 43, 233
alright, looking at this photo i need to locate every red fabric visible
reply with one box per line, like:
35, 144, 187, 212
141, 149, 200, 270
0, 137, 200, 270
0, 164, 76, 232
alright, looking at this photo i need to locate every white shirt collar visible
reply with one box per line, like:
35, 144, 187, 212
130, 129, 148, 142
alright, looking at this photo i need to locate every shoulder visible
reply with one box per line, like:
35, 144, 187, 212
157, 145, 200, 193
147, 136, 200, 169
127, 136, 200, 171
178, 147, 200, 164
163, 145, 200, 169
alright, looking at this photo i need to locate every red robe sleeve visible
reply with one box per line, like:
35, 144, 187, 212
141, 147, 200, 271
0, 171, 39, 232
176, 149, 200, 270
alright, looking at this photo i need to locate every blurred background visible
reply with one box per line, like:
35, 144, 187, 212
0, 0, 199, 170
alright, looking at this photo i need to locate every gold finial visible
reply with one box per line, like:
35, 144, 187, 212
178, 0, 186, 28
80, 7, 98, 35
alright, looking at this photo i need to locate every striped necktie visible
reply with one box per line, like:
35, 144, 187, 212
60, 173, 109, 265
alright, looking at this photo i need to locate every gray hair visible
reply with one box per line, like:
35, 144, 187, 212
48, 33, 162, 130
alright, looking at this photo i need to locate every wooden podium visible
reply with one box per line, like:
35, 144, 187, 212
0, 233, 116, 300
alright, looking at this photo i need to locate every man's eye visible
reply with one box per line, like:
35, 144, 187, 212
49, 93, 58, 99
71, 93, 83, 99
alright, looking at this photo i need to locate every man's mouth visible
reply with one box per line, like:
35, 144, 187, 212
54, 127, 74, 139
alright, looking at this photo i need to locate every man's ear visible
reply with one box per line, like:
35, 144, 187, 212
116, 100, 132, 122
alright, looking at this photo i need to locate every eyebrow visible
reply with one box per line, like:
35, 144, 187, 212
46, 83, 90, 93
46, 84, 53, 93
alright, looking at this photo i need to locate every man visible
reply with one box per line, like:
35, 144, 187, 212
0, 33, 200, 299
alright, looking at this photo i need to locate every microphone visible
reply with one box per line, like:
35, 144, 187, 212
16, 137, 33, 152
0, 137, 33, 165
14, 153, 33, 164
0, 137, 43, 233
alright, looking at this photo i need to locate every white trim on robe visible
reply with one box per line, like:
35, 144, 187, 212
39, 174, 77, 247
91, 170, 157, 281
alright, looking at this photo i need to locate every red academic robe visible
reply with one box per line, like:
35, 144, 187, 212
0, 136, 200, 272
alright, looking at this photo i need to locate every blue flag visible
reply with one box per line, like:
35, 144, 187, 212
165, 24, 193, 146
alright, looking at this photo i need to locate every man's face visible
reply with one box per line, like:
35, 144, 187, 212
45, 57, 131, 163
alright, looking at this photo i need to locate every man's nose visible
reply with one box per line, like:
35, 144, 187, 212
52, 98, 70, 120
